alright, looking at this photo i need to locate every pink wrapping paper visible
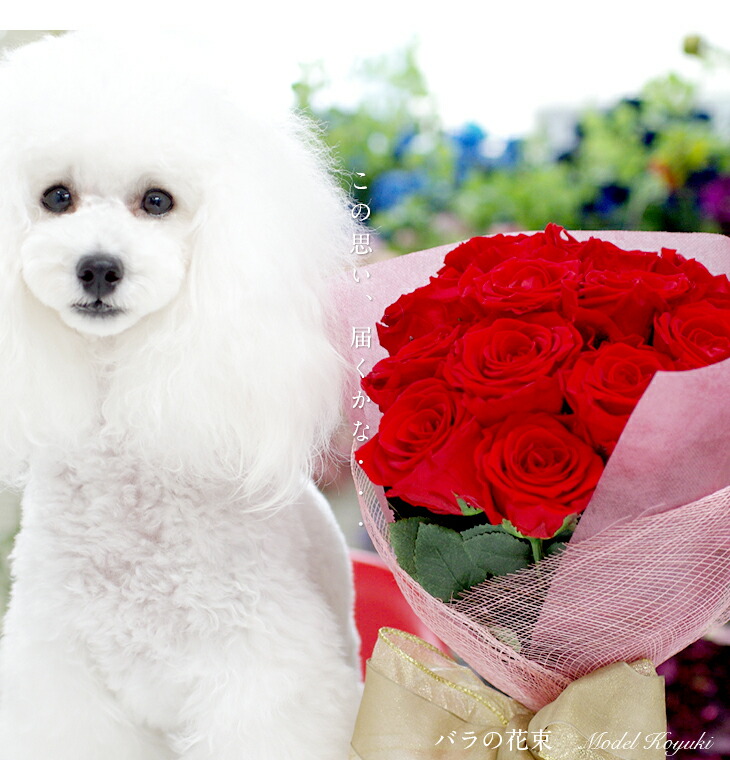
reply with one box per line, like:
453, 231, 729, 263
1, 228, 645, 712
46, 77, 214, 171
335, 230, 730, 709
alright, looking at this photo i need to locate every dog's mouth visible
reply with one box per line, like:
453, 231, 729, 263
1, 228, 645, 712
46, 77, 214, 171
72, 300, 123, 317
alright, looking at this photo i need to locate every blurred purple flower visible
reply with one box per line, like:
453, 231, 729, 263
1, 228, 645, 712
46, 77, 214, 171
699, 176, 730, 225
657, 637, 729, 757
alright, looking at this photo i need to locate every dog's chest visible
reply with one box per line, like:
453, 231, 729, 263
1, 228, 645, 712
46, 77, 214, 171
18, 455, 286, 660
12, 452, 319, 731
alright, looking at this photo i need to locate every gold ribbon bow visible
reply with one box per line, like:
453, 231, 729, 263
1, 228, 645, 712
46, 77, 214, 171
350, 628, 666, 760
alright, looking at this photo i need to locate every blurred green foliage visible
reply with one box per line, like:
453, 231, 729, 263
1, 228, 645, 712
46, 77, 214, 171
295, 46, 730, 253
0, 491, 20, 619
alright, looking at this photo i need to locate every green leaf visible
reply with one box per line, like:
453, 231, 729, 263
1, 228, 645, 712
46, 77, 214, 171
554, 513, 579, 537
463, 531, 533, 578
413, 523, 475, 602
500, 519, 528, 539
500, 520, 547, 564
394, 518, 539, 603
543, 514, 576, 558
389, 517, 431, 580
501, 515, 577, 541
456, 496, 483, 517
545, 540, 569, 557
490, 626, 522, 652
460, 523, 504, 541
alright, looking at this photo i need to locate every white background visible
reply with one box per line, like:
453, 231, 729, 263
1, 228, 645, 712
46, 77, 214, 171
3, 1, 730, 137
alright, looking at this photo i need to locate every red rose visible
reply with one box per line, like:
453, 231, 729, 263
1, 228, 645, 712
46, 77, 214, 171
580, 239, 728, 310
556, 236, 720, 344
443, 313, 582, 425
653, 247, 730, 305
562, 303, 629, 348
362, 324, 462, 411
579, 237, 663, 273
438, 235, 510, 279
477, 414, 604, 539
654, 302, 730, 369
564, 341, 674, 455
438, 223, 582, 279
356, 379, 493, 518
376, 276, 469, 355
460, 257, 580, 316
573, 269, 680, 341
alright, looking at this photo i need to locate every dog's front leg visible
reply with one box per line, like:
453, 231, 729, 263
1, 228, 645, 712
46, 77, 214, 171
0, 632, 169, 760
172, 632, 360, 760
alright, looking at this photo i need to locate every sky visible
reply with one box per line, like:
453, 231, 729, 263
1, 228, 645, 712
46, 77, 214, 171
3, 1, 730, 139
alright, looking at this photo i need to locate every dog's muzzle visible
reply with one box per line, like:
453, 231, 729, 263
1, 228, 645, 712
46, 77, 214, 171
76, 254, 124, 299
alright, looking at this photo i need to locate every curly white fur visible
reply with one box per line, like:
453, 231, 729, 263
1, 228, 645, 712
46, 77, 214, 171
0, 32, 360, 759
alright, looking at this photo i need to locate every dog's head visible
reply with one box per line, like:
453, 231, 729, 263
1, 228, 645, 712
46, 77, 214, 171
17, 146, 196, 340
0, 33, 296, 340
0, 32, 354, 503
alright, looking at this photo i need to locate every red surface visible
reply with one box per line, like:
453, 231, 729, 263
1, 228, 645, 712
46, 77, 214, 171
351, 548, 446, 676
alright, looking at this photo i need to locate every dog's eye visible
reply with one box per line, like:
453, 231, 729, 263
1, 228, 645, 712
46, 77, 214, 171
142, 188, 174, 216
41, 185, 73, 213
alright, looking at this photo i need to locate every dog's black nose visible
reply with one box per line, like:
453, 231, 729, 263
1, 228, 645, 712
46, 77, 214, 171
76, 254, 124, 298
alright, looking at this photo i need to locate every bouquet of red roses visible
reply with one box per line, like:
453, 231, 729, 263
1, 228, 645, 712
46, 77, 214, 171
339, 226, 730, 710
356, 224, 730, 601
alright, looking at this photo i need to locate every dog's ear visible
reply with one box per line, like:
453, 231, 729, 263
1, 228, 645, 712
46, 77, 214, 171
107, 115, 355, 508
0, 213, 98, 487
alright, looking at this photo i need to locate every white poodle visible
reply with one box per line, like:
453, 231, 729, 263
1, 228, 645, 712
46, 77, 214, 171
0, 32, 361, 759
